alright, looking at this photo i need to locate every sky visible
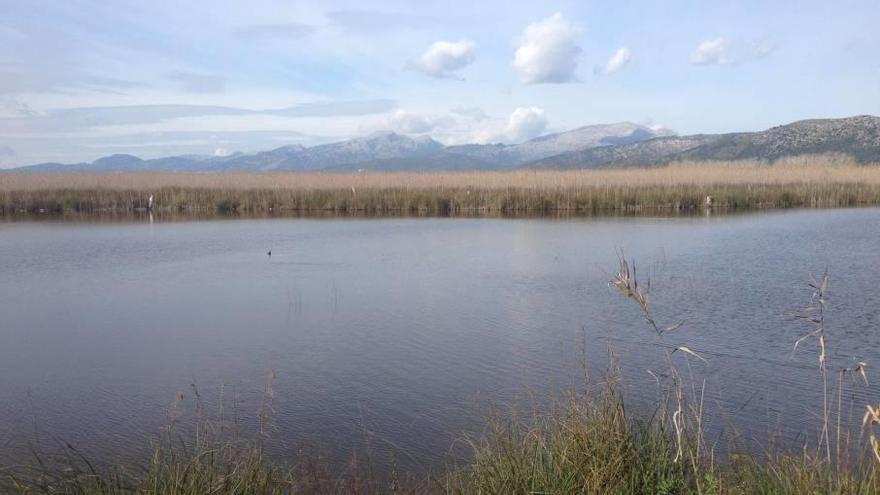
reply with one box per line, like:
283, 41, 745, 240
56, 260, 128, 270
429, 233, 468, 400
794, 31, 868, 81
1, 0, 879, 167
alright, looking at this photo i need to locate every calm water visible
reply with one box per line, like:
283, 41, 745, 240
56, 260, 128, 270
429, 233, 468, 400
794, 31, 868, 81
1, 209, 879, 470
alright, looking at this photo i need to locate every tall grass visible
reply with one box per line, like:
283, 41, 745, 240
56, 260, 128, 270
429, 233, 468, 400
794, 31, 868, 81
4, 259, 880, 493
4, 156, 880, 215
447, 261, 880, 494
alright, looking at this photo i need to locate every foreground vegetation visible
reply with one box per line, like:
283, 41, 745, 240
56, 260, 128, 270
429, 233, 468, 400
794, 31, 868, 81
9, 388, 879, 494
4, 156, 880, 215
3, 260, 880, 494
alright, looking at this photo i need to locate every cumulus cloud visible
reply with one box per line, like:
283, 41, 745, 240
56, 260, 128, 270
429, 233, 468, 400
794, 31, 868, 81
409, 40, 476, 79
690, 37, 729, 65
598, 47, 631, 75
513, 13, 582, 84
475, 107, 548, 143
504, 107, 547, 141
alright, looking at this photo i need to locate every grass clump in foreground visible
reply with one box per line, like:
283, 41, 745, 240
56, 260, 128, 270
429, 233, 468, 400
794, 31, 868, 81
4, 261, 880, 494
4, 156, 880, 216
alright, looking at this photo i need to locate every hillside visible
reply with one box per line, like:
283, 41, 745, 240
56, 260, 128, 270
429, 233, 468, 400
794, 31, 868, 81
525, 115, 880, 169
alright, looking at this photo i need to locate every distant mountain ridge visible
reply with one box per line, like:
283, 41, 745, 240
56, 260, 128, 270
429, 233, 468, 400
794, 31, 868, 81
9, 122, 670, 173
8, 116, 880, 172
526, 115, 880, 169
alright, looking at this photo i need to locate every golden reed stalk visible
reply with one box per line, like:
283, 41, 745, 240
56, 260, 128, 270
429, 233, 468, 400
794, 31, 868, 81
3, 156, 880, 214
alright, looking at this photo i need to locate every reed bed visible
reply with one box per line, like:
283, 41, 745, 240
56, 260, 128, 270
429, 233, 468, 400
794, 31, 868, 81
3, 156, 880, 215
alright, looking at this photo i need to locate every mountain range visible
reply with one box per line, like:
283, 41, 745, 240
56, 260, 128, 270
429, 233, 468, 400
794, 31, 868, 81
9, 116, 880, 173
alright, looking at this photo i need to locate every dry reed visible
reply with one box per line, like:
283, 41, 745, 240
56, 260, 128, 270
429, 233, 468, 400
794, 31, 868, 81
3, 156, 880, 215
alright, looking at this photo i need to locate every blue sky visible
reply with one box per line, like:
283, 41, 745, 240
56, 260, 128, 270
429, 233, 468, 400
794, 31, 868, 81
1, 0, 878, 166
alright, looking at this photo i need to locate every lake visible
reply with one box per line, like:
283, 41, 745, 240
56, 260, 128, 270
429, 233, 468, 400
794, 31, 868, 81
1, 209, 879, 471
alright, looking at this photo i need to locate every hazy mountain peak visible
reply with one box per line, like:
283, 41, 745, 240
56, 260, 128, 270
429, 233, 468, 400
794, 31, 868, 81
273, 144, 306, 152
92, 154, 144, 169
501, 122, 674, 164
96, 153, 142, 161
413, 135, 439, 145
527, 122, 669, 145
362, 130, 404, 140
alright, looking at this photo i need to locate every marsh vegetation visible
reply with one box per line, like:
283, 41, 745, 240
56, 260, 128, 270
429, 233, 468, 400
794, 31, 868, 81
3, 157, 880, 216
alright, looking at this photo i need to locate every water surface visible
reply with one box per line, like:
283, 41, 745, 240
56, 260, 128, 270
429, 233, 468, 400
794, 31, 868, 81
1, 209, 878, 469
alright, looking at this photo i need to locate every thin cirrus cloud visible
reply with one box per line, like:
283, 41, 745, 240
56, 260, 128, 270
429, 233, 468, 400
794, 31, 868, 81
513, 13, 582, 84
232, 23, 315, 41
82, 76, 149, 91
327, 10, 447, 33
408, 40, 476, 79
753, 37, 777, 58
0, 100, 399, 132
166, 70, 227, 93
690, 36, 776, 66
451, 106, 489, 121
597, 47, 631, 75
2, 98, 38, 117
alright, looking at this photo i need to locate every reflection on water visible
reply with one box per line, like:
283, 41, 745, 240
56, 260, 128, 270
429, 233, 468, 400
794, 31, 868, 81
0, 205, 758, 225
1, 209, 879, 471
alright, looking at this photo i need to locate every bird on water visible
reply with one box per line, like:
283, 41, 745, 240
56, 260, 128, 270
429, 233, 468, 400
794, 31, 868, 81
268, 250, 272, 257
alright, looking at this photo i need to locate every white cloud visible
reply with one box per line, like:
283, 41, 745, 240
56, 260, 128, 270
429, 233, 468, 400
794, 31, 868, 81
690, 37, 729, 65
409, 40, 476, 79
691, 36, 776, 66
504, 107, 547, 141
513, 13, 582, 84
387, 109, 452, 133
474, 107, 548, 143
599, 47, 631, 75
